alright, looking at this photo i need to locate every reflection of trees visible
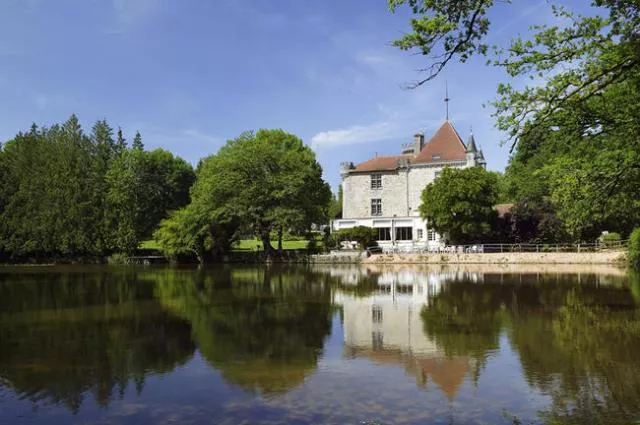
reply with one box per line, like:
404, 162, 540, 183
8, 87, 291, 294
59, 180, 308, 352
0, 268, 195, 413
154, 266, 333, 395
515, 285, 640, 424
420, 279, 511, 368
422, 272, 640, 424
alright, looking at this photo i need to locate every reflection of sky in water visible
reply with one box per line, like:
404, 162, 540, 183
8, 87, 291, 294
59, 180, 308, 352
0, 265, 637, 424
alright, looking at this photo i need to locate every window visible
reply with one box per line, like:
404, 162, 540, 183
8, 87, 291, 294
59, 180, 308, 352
417, 229, 424, 239
427, 229, 437, 241
397, 285, 414, 295
377, 227, 391, 241
434, 170, 442, 179
372, 331, 384, 350
371, 173, 382, 189
372, 305, 383, 324
395, 227, 413, 241
371, 199, 382, 216
432, 155, 441, 160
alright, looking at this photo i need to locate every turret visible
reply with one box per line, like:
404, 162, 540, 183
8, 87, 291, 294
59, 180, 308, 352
477, 149, 487, 169
340, 162, 354, 179
465, 131, 478, 167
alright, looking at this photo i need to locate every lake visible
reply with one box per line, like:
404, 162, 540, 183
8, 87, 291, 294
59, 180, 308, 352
0, 264, 639, 425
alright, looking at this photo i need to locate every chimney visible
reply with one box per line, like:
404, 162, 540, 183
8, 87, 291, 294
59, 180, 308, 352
414, 132, 424, 155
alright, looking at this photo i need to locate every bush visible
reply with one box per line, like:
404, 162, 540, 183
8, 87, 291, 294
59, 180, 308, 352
107, 253, 129, 265
628, 228, 640, 270
307, 238, 319, 255
323, 233, 338, 252
601, 232, 622, 247
336, 226, 378, 250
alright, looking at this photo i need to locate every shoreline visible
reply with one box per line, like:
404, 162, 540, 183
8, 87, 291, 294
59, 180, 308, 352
362, 250, 627, 266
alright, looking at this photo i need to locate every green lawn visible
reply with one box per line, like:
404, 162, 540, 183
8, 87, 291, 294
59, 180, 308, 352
139, 237, 321, 252
139, 239, 161, 250
232, 239, 310, 251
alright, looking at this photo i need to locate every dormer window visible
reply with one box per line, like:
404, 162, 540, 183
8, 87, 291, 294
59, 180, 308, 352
371, 173, 382, 189
432, 155, 441, 160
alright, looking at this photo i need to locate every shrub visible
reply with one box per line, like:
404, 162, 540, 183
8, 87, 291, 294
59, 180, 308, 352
307, 237, 319, 255
323, 233, 338, 251
107, 253, 129, 265
601, 232, 622, 247
336, 226, 378, 250
628, 228, 640, 270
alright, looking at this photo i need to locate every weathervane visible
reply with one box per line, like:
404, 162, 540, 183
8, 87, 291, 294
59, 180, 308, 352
444, 81, 451, 121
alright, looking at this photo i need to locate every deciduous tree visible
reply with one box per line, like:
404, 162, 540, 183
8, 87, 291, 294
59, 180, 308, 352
419, 166, 499, 244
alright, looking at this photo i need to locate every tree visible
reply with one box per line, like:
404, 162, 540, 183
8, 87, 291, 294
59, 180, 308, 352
388, 1, 640, 142
504, 200, 567, 244
328, 185, 343, 220
154, 204, 237, 263
419, 166, 499, 244
188, 129, 331, 254
105, 147, 195, 254
0, 116, 194, 260
132, 131, 144, 151
115, 127, 127, 156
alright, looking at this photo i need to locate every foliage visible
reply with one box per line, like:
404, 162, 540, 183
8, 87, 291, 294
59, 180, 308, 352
0, 116, 194, 260
389, 1, 640, 139
0, 269, 195, 412
334, 226, 378, 249
153, 267, 333, 395
419, 166, 499, 244
388, 0, 495, 87
390, 1, 640, 242
629, 228, 640, 269
328, 185, 343, 220
503, 200, 567, 244
184, 129, 332, 254
502, 75, 640, 241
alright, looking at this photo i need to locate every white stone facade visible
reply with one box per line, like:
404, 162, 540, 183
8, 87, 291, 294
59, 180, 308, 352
331, 121, 486, 247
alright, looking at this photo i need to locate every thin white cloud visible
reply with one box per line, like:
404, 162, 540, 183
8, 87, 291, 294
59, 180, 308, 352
108, 0, 162, 34
311, 120, 400, 148
182, 129, 223, 145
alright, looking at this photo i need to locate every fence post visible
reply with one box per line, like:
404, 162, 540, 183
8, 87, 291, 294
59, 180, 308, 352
577, 244, 580, 253
500, 244, 503, 253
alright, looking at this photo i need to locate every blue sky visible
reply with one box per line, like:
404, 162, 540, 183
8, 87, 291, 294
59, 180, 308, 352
0, 0, 590, 190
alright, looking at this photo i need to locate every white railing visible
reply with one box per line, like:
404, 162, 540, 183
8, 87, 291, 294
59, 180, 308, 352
366, 240, 628, 255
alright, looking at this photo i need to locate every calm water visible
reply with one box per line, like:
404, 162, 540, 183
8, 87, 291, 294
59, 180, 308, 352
1, 265, 639, 425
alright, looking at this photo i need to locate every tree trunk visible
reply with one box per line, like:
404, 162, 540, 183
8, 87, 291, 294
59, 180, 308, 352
278, 226, 283, 251
261, 232, 274, 256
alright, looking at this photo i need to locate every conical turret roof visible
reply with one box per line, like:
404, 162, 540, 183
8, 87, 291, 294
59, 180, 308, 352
466, 132, 478, 153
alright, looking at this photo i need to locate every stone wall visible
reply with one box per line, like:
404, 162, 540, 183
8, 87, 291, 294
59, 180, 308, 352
342, 171, 409, 218
363, 251, 627, 265
342, 163, 470, 220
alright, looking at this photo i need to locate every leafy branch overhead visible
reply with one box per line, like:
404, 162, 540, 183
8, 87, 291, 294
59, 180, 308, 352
389, 0, 640, 144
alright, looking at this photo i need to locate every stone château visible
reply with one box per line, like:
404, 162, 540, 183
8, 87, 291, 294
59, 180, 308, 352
332, 120, 486, 248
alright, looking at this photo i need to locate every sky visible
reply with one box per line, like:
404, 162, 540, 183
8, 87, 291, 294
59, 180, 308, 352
0, 0, 591, 191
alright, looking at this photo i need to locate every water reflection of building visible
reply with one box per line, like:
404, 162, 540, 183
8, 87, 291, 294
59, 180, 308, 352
333, 270, 481, 401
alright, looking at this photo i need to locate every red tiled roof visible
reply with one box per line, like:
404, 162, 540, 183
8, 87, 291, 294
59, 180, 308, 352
353, 155, 410, 172
350, 121, 469, 172
414, 121, 468, 164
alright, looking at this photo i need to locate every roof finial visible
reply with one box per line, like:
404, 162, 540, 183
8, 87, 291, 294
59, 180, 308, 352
444, 81, 450, 121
